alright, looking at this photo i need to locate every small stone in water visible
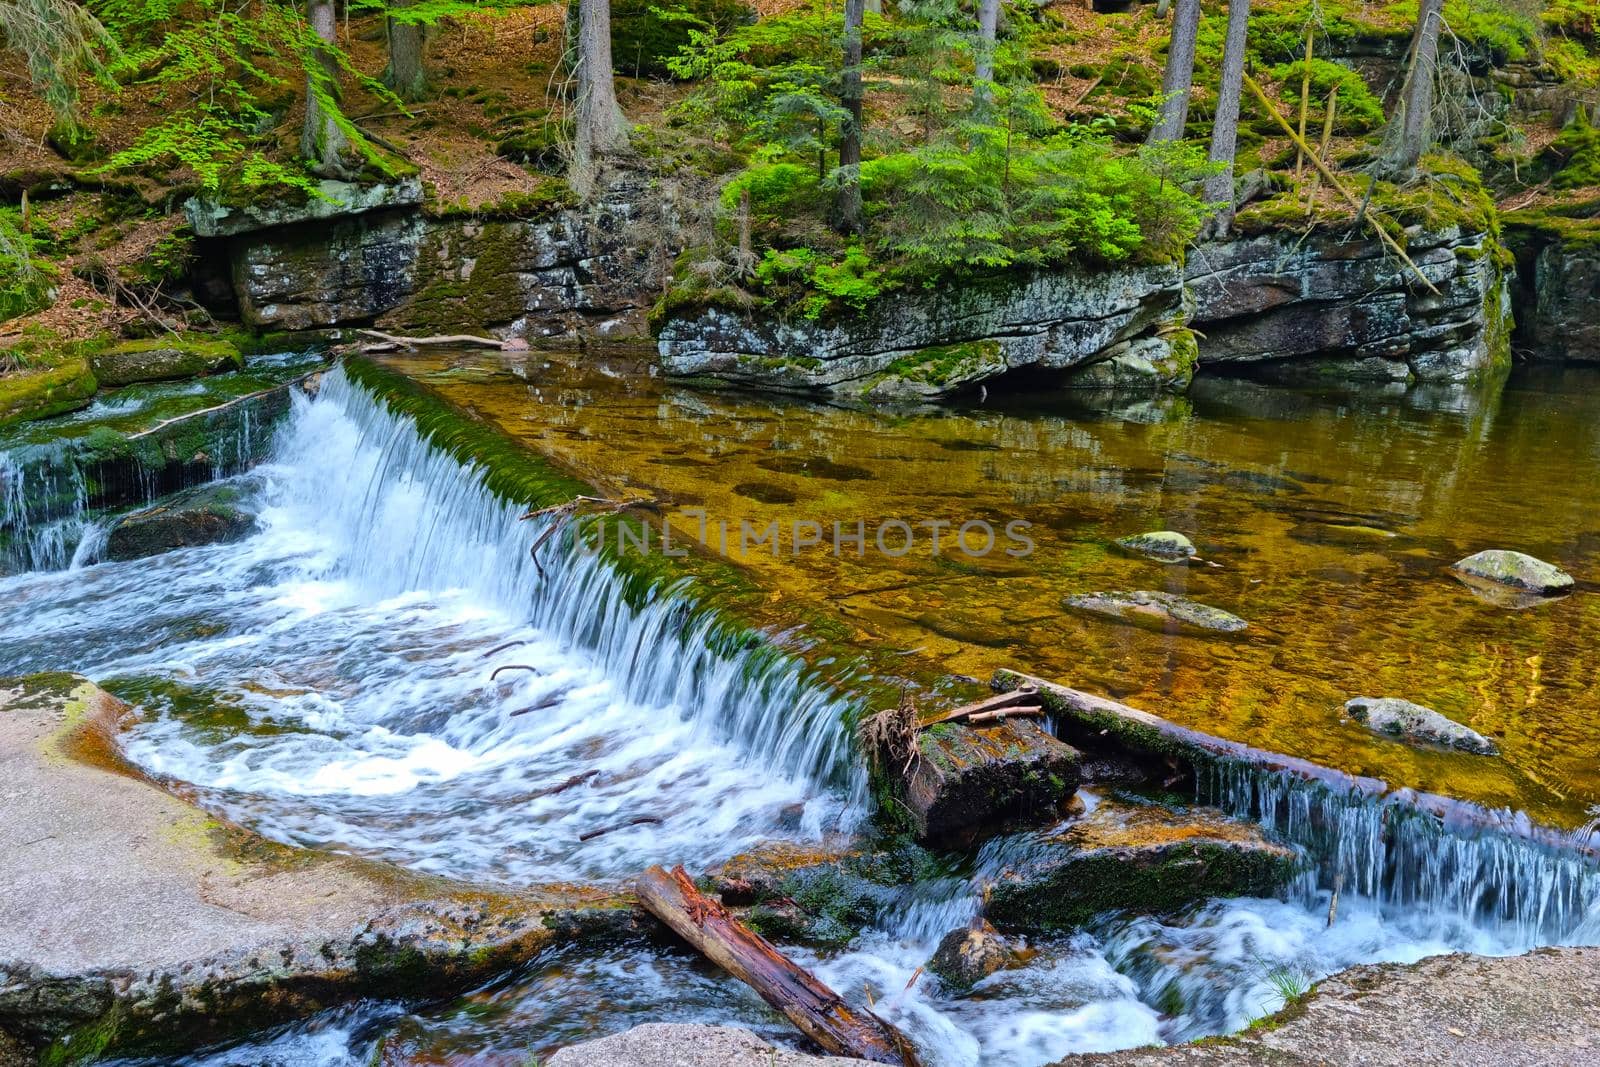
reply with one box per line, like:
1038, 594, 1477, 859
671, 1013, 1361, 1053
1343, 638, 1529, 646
926, 919, 1023, 991
1115, 530, 1197, 561
1452, 550, 1575, 595
1064, 589, 1247, 634
1344, 697, 1499, 756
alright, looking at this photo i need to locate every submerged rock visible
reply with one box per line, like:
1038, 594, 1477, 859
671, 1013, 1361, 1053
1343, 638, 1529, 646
983, 800, 1302, 933
1064, 590, 1247, 634
927, 919, 1025, 991
1344, 696, 1499, 755
89, 337, 241, 387
0, 359, 97, 427
905, 719, 1081, 845
105, 482, 257, 562
1114, 530, 1197, 562
1452, 549, 1575, 595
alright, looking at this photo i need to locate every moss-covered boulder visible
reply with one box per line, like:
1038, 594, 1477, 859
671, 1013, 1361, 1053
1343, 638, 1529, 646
89, 338, 242, 387
1452, 549, 1575, 595
1343, 697, 1499, 756
905, 719, 1081, 845
1064, 590, 1248, 635
105, 483, 257, 562
983, 800, 1302, 933
0, 360, 98, 427
1114, 531, 1197, 562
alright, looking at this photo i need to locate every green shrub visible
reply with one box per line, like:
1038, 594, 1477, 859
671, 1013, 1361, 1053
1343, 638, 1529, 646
1267, 59, 1386, 134
604, 0, 756, 80
0, 211, 56, 323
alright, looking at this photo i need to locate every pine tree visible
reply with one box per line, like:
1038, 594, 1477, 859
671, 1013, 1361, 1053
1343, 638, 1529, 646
834, 0, 866, 233
1379, 0, 1444, 180
571, 0, 630, 197
302, 0, 357, 178
1201, 0, 1251, 234
384, 0, 428, 102
1148, 0, 1200, 143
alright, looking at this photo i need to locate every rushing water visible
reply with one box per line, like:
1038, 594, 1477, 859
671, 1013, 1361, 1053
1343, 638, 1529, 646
4, 361, 1599, 1066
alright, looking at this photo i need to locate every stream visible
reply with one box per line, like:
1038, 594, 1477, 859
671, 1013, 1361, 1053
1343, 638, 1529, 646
3, 361, 1599, 1065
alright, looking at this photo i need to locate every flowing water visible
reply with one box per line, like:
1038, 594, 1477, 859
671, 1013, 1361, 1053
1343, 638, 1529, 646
4, 359, 1600, 1065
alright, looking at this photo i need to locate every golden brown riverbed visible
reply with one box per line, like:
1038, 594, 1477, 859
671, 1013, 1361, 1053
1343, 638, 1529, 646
384, 349, 1600, 828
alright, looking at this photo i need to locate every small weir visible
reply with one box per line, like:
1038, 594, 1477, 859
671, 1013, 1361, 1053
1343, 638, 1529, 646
2, 362, 1597, 1066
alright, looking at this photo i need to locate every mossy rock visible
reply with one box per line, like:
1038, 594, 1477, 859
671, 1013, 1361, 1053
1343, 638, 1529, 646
89, 338, 242, 387
1064, 589, 1248, 635
0, 359, 98, 427
983, 799, 1303, 933
104, 483, 257, 562
1114, 530, 1197, 562
1451, 549, 1576, 595
904, 718, 1082, 845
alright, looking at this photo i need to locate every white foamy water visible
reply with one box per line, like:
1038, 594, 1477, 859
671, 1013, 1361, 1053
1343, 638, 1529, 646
10, 367, 1598, 1067
0, 368, 860, 883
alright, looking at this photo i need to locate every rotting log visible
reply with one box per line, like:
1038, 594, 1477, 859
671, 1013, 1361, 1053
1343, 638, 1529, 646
635, 865, 922, 1065
991, 669, 1600, 857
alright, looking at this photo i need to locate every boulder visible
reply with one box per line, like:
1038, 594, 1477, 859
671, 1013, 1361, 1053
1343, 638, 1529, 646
1060, 334, 1197, 392
905, 719, 1081, 845
104, 483, 257, 562
1344, 697, 1499, 755
88, 338, 241, 387
1452, 549, 1575, 595
926, 919, 1024, 991
983, 800, 1302, 933
0, 359, 97, 427
1064, 590, 1247, 634
548, 1024, 870, 1067
1114, 530, 1197, 562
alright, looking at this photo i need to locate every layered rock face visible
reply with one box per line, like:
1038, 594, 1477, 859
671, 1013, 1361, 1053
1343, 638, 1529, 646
656, 265, 1187, 400
201, 175, 661, 338
1186, 226, 1512, 383
1512, 234, 1600, 362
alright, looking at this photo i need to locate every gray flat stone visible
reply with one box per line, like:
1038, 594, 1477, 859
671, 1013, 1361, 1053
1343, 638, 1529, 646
1065, 590, 1247, 634
1115, 531, 1197, 561
1452, 549, 1575, 595
549, 1024, 874, 1066
1051, 946, 1600, 1066
1344, 696, 1499, 755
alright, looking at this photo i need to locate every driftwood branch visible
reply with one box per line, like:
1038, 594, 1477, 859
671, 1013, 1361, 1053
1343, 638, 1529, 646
355, 328, 512, 350
579, 816, 662, 842
635, 866, 922, 1065
918, 686, 1041, 730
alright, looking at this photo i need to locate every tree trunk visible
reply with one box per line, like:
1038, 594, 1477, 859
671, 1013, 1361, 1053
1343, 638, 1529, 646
974, 0, 1000, 111
636, 866, 921, 1065
301, 0, 355, 178
571, 0, 629, 198
384, 0, 427, 102
834, 0, 866, 234
1147, 0, 1201, 143
1201, 0, 1252, 234
1381, 0, 1444, 180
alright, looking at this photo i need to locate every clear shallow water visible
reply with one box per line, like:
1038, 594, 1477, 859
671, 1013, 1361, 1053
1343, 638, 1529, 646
4, 363, 1597, 1066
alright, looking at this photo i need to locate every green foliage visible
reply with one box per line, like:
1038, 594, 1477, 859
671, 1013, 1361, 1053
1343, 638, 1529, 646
1544, 0, 1600, 38
0, 0, 120, 129
88, 0, 405, 193
754, 243, 883, 317
1548, 111, 1600, 189
609, 0, 754, 80
1438, 0, 1538, 63
0, 209, 55, 323
1267, 58, 1385, 134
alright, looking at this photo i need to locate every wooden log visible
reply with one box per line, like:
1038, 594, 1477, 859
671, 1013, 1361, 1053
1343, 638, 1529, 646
635, 866, 921, 1065
917, 685, 1040, 729
963, 706, 1043, 726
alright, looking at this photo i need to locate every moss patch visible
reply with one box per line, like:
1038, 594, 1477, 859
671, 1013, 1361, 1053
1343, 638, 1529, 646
0, 358, 98, 426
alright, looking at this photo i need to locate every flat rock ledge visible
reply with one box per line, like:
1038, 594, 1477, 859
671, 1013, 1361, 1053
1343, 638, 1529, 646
1064, 590, 1248, 635
549, 1024, 872, 1066
0, 674, 626, 1061
1051, 946, 1600, 1067
983, 799, 1302, 933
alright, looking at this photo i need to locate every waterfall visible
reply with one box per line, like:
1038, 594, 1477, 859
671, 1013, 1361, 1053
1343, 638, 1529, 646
285, 367, 868, 805
1201, 760, 1600, 949
0, 445, 93, 573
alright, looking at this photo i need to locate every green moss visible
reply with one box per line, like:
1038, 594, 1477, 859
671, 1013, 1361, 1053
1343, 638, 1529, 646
863, 339, 1003, 396
88, 336, 242, 387
0, 358, 98, 426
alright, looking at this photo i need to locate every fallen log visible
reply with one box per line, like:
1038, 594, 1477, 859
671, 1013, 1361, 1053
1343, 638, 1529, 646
917, 686, 1039, 729
991, 669, 1600, 857
636, 865, 922, 1066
